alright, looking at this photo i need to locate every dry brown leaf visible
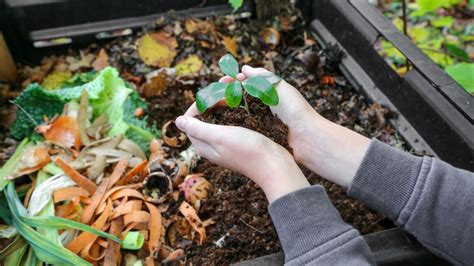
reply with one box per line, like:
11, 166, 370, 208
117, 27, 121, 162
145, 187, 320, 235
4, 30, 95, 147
142, 72, 168, 97
259, 28, 281, 50
92, 48, 109, 71
222, 36, 238, 57
185, 19, 198, 34
66, 52, 95, 71
138, 32, 177, 67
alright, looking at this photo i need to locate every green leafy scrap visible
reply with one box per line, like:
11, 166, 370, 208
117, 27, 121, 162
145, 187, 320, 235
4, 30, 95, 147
10, 85, 66, 140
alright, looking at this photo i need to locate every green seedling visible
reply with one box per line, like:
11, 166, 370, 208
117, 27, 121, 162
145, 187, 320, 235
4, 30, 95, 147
196, 54, 281, 113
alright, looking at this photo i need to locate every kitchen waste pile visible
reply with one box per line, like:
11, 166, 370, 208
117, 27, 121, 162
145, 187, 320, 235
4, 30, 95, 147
0, 67, 211, 265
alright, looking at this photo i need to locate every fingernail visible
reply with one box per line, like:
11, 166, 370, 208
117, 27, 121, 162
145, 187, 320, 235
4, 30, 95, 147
175, 116, 187, 131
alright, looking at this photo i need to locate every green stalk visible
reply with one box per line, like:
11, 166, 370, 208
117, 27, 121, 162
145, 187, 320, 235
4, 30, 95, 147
0, 138, 31, 191
5, 183, 92, 265
127, 123, 160, 141
42, 163, 64, 176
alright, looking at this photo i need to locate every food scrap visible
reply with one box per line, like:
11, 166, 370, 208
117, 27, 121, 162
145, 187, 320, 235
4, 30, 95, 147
0, 68, 211, 265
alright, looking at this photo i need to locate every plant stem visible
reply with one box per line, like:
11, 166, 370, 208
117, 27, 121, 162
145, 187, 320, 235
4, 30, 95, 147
242, 93, 250, 115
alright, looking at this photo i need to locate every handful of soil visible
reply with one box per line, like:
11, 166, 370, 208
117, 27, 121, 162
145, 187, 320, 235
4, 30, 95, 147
197, 96, 291, 151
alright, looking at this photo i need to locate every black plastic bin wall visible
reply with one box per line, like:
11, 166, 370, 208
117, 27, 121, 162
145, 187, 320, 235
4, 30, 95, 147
2, 0, 471, 265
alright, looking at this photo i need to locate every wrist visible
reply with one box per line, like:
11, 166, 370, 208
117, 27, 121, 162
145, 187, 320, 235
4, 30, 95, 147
257, 143, 310, 203
294, 115, 370, 188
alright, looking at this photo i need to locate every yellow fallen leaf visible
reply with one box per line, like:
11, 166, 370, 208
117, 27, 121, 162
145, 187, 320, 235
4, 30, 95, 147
222, 36, 238, 57
175, 55, 203, 76
66, 52, 95, 71
185, 19, 198, 34
137, 32, 177, 67
41, 71, 72, 89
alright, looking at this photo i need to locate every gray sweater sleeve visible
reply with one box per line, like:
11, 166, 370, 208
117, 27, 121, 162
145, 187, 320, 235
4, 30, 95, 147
268, 138, 473, 265
348, 139, 474, 265
268, 186, 375, 265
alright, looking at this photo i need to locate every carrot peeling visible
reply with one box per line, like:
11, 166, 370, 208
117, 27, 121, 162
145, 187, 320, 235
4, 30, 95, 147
56, 157, 97, 194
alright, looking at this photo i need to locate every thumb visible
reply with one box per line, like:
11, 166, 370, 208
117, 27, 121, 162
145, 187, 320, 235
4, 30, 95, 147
175, 116, 218, 142
241, 65, 271, 78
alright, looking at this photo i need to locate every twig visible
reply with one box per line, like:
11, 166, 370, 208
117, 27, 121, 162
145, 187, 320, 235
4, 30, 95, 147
239, 218, 264, 234
401, 0, 411, 72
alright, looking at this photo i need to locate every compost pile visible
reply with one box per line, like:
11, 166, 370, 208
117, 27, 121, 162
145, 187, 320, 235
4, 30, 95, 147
0, 6, 406, 265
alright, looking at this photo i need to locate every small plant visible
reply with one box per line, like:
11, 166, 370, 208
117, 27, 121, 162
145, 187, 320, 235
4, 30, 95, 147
196, 54, 281, 113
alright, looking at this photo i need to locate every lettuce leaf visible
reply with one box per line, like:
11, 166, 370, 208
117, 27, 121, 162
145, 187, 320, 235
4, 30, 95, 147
10, 67, 159, 154
10, 85, 66, 140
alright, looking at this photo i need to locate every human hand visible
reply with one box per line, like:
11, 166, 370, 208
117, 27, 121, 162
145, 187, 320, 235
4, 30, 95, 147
186, 66, 371, 188
240, 66, 370, 188
175, 115, 310, 203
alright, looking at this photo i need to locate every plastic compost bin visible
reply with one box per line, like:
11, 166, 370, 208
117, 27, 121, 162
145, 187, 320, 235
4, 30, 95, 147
2, 0, 471, 265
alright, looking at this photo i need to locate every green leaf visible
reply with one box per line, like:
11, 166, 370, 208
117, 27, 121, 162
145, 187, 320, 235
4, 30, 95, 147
23, 216, 121, 243
445, 63, 474, 94
121, 231, 144, 250
431, 16, 454, 28
196, 82, 227, 113
5, 183, 92, 265
225, 81, 243, 108
219, 54, 239, 78
417, 0, 462, 14
0, 138, 32, 191
445, 43, 469, 61
258, 73, 282, 84
229, 0, 243, 11
10, 84, 66, 140
242, 76, 279, 106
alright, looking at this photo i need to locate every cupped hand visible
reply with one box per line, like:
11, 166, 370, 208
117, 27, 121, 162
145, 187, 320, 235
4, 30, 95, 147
174, 115, 310, 203
185, 66, 371, 188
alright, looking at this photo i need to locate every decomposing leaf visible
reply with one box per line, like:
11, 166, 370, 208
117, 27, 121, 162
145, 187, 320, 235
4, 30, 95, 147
92, 49, 109, 71
259, 28, 281, 49
221, 36, 238, 57
66, 52, 95, 71
137, 32, 177, 67
37, 116, 82, 150
175, 55, 203, 76
185, 19, 211, 34
42, 71, 72, 90
142, 72, 169, 98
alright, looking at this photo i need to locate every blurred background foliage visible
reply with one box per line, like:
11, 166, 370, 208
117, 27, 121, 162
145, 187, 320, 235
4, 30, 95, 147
375, 0, 474, 94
